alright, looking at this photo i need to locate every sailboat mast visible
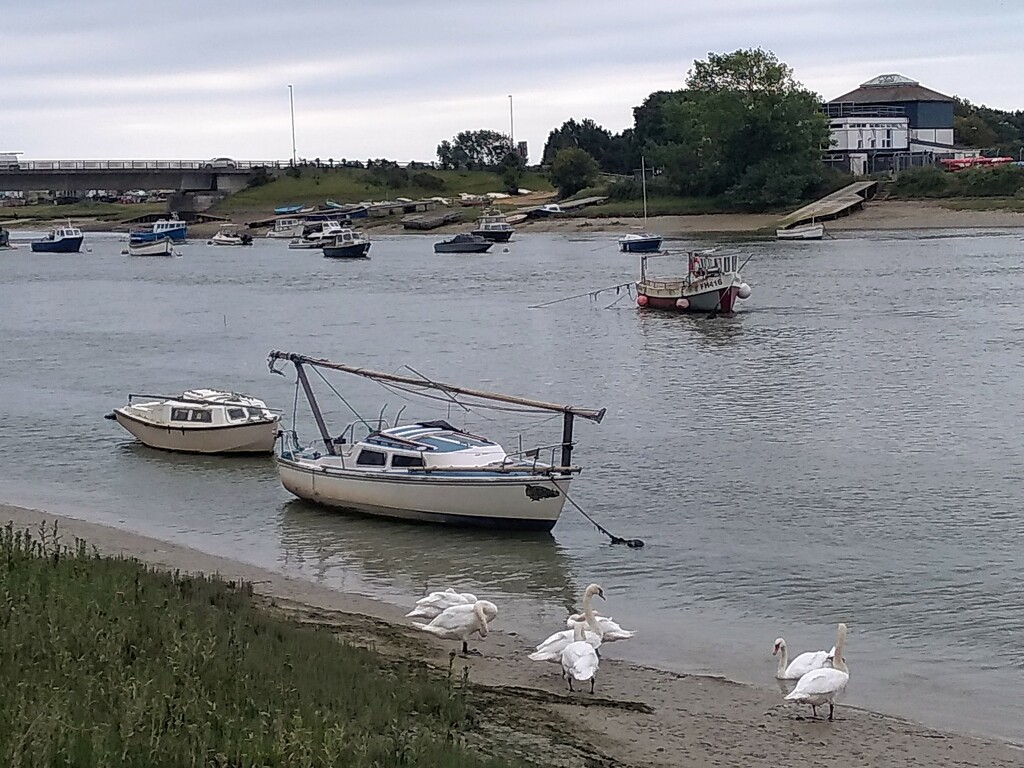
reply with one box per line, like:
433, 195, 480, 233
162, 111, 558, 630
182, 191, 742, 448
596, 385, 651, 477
641, 156, 648, 227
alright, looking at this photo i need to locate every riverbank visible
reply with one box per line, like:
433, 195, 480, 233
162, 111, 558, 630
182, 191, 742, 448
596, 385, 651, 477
5, 198, 1024, 240
3, 502, 1020, 768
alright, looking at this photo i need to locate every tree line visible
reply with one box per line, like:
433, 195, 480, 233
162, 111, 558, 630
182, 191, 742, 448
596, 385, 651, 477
435, 48, 1024, 212
436, 49, 836, 211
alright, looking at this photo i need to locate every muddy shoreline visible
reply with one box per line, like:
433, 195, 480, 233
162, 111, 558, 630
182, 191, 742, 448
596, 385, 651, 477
2, 503, 1020, 767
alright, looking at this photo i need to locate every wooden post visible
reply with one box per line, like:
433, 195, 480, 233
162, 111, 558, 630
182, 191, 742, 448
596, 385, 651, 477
294, 361, 337, 455
560, 412, 574, 469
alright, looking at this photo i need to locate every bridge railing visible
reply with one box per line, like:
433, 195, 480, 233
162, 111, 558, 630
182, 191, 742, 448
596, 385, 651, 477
12, 160, 285, 171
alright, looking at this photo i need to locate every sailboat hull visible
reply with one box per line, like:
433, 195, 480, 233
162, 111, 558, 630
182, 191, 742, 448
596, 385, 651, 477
277, 456, 571, 531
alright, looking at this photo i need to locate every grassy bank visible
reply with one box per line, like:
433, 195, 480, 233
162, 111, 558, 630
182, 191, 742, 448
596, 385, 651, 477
0, 202, 163, 223
216, 168, 555, 213
0, 523, 528, 768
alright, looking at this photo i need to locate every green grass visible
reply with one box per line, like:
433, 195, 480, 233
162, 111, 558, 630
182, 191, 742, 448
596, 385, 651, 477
933, 196, 1024, 212
215, 168, 554, 213
573, 195, 735, 218
0, 202, 163, 222
0, 522, 529, 768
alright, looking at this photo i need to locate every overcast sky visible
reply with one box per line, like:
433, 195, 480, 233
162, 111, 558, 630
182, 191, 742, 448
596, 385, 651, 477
3, 0, 1021, 163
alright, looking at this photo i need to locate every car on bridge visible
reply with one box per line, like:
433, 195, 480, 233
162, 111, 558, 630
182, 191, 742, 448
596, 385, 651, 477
204, 157, 237, 169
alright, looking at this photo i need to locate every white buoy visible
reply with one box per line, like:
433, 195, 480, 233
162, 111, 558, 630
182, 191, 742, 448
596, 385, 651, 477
738, 283, 752, 299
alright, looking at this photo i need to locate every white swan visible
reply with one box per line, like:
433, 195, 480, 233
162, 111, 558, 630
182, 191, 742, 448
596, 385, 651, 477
405, 588, 477, 619
412, 599, 497, 656
785, 623, 850, 721
528, 583, 605, 663
566, 612, 636, 642
561, 620, 600, 693
773, 637, 836, 679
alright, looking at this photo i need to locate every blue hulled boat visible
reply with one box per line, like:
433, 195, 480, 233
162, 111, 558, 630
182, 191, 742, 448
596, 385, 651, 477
129, 217, 188, 243
31, 224, 84, 253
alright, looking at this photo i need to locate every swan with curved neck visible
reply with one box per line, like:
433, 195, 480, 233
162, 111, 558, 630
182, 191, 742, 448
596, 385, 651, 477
784, 623, 850, 721
772, 637, 834, 680
412, 599, 498, 656
528, 584, 605, 663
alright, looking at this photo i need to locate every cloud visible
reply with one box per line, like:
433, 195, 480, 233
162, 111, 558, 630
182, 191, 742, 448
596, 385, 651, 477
2, 0, 1022, 161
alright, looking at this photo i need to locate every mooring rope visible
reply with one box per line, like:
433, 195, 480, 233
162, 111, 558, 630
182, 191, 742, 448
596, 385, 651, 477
557, 483, 645, 548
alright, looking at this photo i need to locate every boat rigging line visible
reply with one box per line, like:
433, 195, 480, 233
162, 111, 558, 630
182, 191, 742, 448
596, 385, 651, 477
557, 484, 645, 548
529, 281, 635, 309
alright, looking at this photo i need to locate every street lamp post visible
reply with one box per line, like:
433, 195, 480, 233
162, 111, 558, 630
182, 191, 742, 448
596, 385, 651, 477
508, 94, 515, 154
288, 84, 297, 166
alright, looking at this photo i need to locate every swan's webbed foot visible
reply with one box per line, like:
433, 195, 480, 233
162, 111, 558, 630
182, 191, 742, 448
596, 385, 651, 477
568, 678, 575, 692
589, 678, 595, 694
828, 703, 835, 722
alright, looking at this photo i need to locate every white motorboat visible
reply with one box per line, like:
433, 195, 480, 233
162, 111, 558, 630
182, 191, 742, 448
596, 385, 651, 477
127, 236, 176, 256
267, 352, 605, 531
106, 389, 280, 454
288, 220, 347, 249
470, 209, 514, 242
209, 226, 253, 246
266, 217, 305, 239
776, 221, 825, 240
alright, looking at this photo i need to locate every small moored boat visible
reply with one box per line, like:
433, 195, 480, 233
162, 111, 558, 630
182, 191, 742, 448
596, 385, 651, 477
127, 236, 176, 256
105, 389, 280, 454
209, 226, 253, 246
31, 223, 84, 253
288, 220, 347, 249
618, 156, 663, 253
129, 216, 188, 243
274, 204, 304, 215
266, 352, 605, 530
265, 217, 304, 239
322, 228, 371, 258
776, 221, 825, 240
471, 209, 514, 242
434, 233, 492, 254
635, 250, 752, 314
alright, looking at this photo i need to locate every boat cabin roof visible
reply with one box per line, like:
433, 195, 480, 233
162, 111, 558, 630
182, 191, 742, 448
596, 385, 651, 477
363, 421, 497, 453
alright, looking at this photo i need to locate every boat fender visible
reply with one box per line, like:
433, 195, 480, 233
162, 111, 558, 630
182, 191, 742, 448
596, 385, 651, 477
738, 283, 752, 299
636, 294, 648, 307
675, 298, 689, 310
103, 412, 117, 420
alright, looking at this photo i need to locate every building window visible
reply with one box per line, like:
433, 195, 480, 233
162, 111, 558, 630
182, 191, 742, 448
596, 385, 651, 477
857, 138, 864, 149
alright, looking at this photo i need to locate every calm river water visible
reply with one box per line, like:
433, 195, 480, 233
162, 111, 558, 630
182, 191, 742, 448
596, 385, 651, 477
2, 226, 1023, 741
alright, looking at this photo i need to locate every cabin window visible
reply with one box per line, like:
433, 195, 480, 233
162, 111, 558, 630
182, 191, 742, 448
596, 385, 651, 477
227, 408, 246, 420
356, 449, 387, 466
171, 408, 191, 422
391, 454, 425, 468
190, 410, 213, 423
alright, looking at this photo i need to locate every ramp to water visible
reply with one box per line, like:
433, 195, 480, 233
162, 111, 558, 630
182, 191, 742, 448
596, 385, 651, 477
777, 181, 878, 228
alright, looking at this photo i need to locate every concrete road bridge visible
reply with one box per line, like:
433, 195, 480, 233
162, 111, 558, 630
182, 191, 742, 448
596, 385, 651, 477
0, 159, 283, 193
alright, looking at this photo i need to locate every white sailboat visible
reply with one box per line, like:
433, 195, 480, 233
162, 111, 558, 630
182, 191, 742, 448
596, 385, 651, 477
267, 352, 605, 531
618, 156, 663, 253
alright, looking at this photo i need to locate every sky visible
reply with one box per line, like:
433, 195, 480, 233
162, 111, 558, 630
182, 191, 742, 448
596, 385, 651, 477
3, 0, 1022, 164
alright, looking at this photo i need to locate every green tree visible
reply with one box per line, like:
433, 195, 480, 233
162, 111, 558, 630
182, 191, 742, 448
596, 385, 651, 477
436, 130, 510, 170
541, 118, 614, 168
548, 148, 599, 197
955, 113, 999, 149
497, 151, 526, 194
645, 48, 830, 210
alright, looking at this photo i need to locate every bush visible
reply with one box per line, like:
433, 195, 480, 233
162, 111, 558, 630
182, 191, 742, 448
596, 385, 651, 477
411, 171, 445, 191
891, 166, 950, 197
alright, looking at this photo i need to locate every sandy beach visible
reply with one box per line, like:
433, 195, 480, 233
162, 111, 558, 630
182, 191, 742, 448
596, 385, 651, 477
3, 502, 1020, 768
